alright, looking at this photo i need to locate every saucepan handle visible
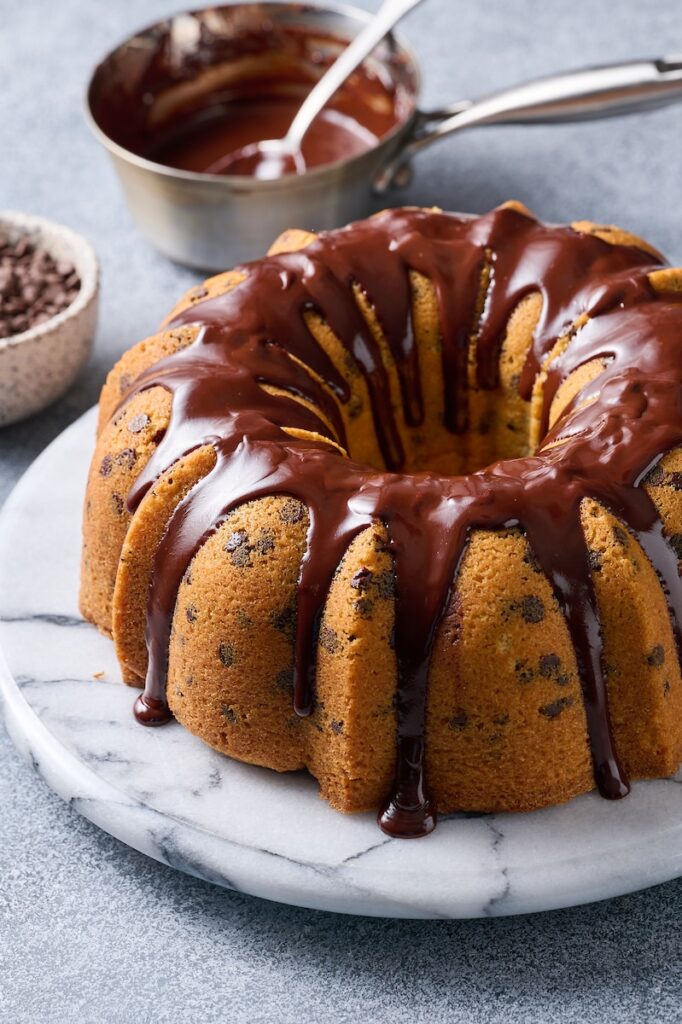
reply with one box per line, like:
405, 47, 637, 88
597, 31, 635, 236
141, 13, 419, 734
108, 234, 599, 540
375, 55, 682, 193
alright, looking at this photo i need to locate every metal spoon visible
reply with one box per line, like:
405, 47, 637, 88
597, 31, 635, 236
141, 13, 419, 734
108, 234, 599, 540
209, 0, 425, 180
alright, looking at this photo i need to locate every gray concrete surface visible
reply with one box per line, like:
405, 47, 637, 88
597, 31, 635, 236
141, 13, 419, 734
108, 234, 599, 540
2, 1, 682, 1021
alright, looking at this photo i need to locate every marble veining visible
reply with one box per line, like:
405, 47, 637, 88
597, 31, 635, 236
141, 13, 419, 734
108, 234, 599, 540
3, 408, 682, 918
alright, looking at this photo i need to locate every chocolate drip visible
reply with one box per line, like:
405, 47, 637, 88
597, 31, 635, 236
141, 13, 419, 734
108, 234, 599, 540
121, 205, 682, 836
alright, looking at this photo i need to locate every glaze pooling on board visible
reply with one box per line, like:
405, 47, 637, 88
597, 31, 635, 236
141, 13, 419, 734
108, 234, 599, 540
119, 205, 682, 837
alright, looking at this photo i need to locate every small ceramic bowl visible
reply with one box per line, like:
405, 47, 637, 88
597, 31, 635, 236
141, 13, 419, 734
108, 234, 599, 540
0, 212, 99, 427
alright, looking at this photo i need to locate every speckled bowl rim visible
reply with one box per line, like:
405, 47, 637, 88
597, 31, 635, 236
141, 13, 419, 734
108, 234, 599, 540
0, 211, 99, 353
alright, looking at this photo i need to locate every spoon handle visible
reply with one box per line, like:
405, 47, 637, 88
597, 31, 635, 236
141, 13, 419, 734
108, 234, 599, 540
286, 0, 425, 151
375, 55, 682, 192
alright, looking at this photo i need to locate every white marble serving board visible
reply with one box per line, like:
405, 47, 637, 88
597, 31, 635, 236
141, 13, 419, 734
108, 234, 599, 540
3, 409, 682, 918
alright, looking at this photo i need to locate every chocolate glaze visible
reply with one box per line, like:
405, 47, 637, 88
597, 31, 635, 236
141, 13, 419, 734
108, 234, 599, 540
120, 206, 682, 837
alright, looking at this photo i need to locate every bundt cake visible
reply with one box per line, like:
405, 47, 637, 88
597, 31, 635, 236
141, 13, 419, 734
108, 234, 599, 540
80, 202, 682, 838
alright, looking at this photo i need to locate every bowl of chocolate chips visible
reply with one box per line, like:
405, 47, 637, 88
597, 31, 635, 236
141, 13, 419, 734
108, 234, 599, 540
0, 212, 98, 426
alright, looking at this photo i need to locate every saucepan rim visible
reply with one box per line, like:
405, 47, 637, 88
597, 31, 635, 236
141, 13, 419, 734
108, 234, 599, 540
84, 0, 424, 192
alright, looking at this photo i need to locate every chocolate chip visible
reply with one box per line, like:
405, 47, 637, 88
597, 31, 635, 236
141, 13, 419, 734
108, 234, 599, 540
234, 609, 251, 629
669, 472, 682, 491
587, 549, 603, 572
253, 529, 275, 556
318, 625, 342, 654
220, 705, 237, 723
514, 659, 535, 684
374, 570, 396, 599
448, 711, 469, 730
646, 644, 665, 667
99, 454, 113, 477
612, 525, 629, 547
271, 605, 295, 638
0, 233, 80, 337
330, 720, 344, 734
185, 604, 198, 623
279, 498, 304, 524
642, 463, 665, 486
353, 597, 374, 619
539, 696, 575, 719
128, 413, 149, 434
539, 653, 560, 677
225, 529, 253, 567
225, 530, 248, 551
351, 566, 372, 592
230, 543, 252, 568
276, 667, 294, 692
519, 595, 545, 623
522, 549, 542, 574
115, 448, 136, 469
218, 642, 235, 667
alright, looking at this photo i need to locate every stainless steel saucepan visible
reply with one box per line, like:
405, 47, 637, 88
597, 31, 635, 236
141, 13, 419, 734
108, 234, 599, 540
86, 2, 682, 271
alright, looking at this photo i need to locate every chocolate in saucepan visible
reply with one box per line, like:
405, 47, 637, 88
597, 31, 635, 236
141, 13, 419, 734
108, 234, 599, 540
88, 17, 407, 176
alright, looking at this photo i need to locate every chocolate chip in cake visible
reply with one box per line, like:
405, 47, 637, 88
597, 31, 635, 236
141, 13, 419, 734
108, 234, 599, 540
218, 641, 235, 667
612, 525, 629, 547
538, 653, 570, 687
539, 696, 575, 719
225, 530, 248, 552
353, 597, 374, 619
587, 548, 603, 572
276, 667, 294, 692
271, 605, 295, 639
514, 659, 535, 684
115, 448, 136, 469
448, 711, 469, 730
279, 498, 304, 524
253, 528, 275, 555
236, 608, 252, 629
519, 595, 545, 623
350, 566, 372, 592
522, 549, 542, 574
128, 413, 149, 434
646, 644, 665, 667
374, 570, 396, 599
319, 625, 342, 654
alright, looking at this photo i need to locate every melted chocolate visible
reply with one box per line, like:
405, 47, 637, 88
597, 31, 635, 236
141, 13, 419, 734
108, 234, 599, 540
88, 12, 410, 173
148, 96, 381, 177
120, 206, 682, 837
